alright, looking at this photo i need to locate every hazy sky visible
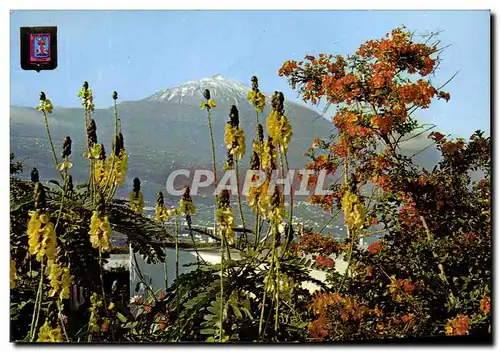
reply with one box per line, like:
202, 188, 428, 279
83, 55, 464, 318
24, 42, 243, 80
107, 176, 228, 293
10, 10, 490, 137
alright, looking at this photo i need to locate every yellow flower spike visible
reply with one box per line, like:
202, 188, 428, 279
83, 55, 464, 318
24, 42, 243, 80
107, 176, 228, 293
27, 211, 57, 262
42, 223, 57, 261
167, 208, 178, 218
60, 267, 72, 299
89, 210, 111, 252
252, 140, 264, 160
129, 191, 145, 215
224, 124, 246, 160
44, 99, 54, 113
48, 262, 63, 297
84, 143, 103, 160
108, 152, 128, 188
155, 205, 170, 222
37, 321, 63, 342
248, 76, 267, 112
341, 191, 366, 231
39, 213, 49, 225
247, 90, 267, 112
261, 140, 277, 170
216, 193, 236, 245
179, 199, 196, 216
94, 160, 110, 187
266, 110, 292, 152
56, 158, 73, 172
36, 98, 54, 113
257, 178, 271, 218
200, 99, 217, 110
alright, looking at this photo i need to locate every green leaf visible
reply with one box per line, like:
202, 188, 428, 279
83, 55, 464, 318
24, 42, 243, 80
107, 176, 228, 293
241, 307, 254, 319
200, 328, 215, 335
204, 314, 216, 321
116, 312, 128, 323
207, 306, 218, 315
232, 305, 242, 319
48, 180, 62, 188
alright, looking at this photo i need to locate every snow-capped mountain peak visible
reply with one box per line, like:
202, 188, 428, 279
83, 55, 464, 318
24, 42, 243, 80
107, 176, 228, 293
148, 74, 255, 105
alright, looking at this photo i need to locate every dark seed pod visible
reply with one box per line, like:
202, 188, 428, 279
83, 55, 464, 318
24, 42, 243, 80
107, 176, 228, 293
112, 135, 120, 156
118, 132, 124, 146
182, 186, 192, 202
278, 92, 285, 104
31, 168, 39, 183
34, 182, 46, 210
182, 186, 194, 228
39, 92, 46, 101
229, 105, 239, 127
87, 119, 98, 147
267, 137, 277, 170
98, 144, 106, 161
271, 92, 279, 110
250, 151, 260, 170
96, 192, 106, 215
225, 149, 234, 169
277, 92, 285, 114
203, 89, 211, 100
66, 174, 74, 193
218, 190, 230, 208
251, 76, 259, 91
113, 132, 125, 156
156, 191, 164, 207
112, 91, 118, 101
257, 124, 264, 142
61, 136, 72, 159
271, 187, 281, 207
83, 81, 89, 91
133, 177, 141, 197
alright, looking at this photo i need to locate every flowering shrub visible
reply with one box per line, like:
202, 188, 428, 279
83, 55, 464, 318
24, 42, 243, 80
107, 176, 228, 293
281, 26, 491, 341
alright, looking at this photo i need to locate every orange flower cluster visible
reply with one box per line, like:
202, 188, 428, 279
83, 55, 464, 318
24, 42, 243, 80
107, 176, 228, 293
387, 275, 418, 303
397, 80, 436, 108
315, 255, 335, 268
480, 296, 491, 315
398, 201, 421, 228
430, 132, 467, 156
304, 154, 337, 174
301, 150, 340, 211
308, 194, 336, 212
278, 27, 448, 146
322, 73, 361, 105
367, 241, 382, 255
400, 313, 415, 324
297, 232, 343, 256
356, 27, 437, 76
333, 110, 374, 138
309, 292, 376, 341
445, 314, 470, 336
371, 115, 394, 133
279, 54, 347, 105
